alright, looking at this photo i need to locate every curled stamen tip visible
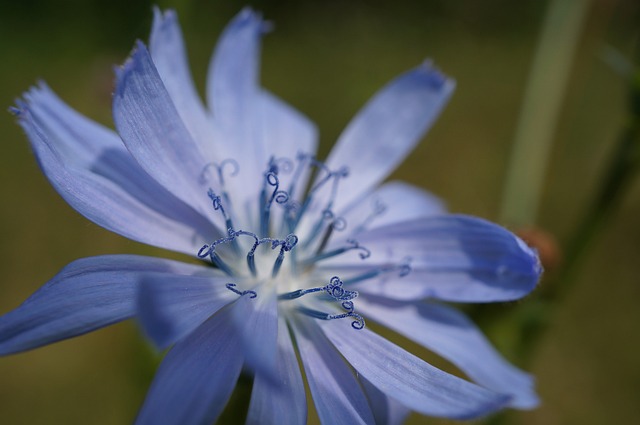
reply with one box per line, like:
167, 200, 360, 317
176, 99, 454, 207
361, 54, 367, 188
336, 166, 349, 177
197, 244, 211, 258
399, 266, 411, 277
274, 190, 289, 204
219, 159, 240, 177
399, 257, 413, 277
284, 234, 299, 250
341, 300, 355, 311
199, 163, 215, 184
351, 315, 365, 330
332, 217, 347, 231
208, 191, 223, 209
347, 239, 371, 259
226, 283, 257, 299
265, 171, 279, 186
273, 157, 294, 173
374, 199, 388, 215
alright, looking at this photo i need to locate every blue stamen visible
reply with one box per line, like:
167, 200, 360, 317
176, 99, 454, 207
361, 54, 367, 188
225, 283, 257, 298
342, 257, 413, 285
207, 189, 235, 233
197, 239, 236, 276
282, 276, 365, 330
324, 276, 358, 301
286, 152, 311, 201
200, 159, 239, 185
352, 198, 387, 234
289, 157, 334, 228
232, 231, 298, 277
231, 230, 261, 276
303, 209, 346, 252
260, 165, 290, 236
297, 306, 365, 330
301, 239, 370, 266
270, 157, 294, 174
277, 286, 324, 300
271, 234, 298, 277
279, 276, 357, 303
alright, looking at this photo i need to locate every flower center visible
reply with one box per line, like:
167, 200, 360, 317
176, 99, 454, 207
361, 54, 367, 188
197, 153, 412, 329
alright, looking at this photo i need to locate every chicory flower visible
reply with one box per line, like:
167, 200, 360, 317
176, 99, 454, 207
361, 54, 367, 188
1, 7, 541, 424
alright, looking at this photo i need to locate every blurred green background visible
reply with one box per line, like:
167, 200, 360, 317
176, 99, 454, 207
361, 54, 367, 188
0, 0, 638, 424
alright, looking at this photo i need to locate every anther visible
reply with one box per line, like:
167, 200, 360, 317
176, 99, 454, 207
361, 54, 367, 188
225, 283, 257, 298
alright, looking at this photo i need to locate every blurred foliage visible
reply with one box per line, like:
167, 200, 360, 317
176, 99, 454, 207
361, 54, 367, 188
0, 0, 639, 424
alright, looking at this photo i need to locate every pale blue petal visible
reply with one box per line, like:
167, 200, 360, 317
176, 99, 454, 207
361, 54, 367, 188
360, 376, 411, 425
324, 215, 542, 302
137, 272, 236, 349
359, 297, 539, 409
320, 320, 510, 419
0, 255, 203, 355
206, 7, 263, 130
206, 9, 317, 229
206, 7, 265, 184
292, 317, 375, 425
246, 318, 306, 425
150, 8, 217, 162
113, 42, 219, 224
258, 91, 318, 165
340, 181, 446, 237
135, 300, 246, 425
233, 286, 279, 382
324, 62, 455, 212
13, 85, 218, 255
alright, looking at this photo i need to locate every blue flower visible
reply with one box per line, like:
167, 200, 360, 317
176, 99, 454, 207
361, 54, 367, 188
1, 7, 542, 424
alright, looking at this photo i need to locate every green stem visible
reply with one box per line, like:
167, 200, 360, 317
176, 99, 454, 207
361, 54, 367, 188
500, 0, 592, 226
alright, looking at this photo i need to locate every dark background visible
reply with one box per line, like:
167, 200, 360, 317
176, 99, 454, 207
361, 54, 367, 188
0, 0, 638, 424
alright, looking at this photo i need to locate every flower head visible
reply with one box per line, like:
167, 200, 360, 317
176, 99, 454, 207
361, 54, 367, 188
1, 7, 542, 424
